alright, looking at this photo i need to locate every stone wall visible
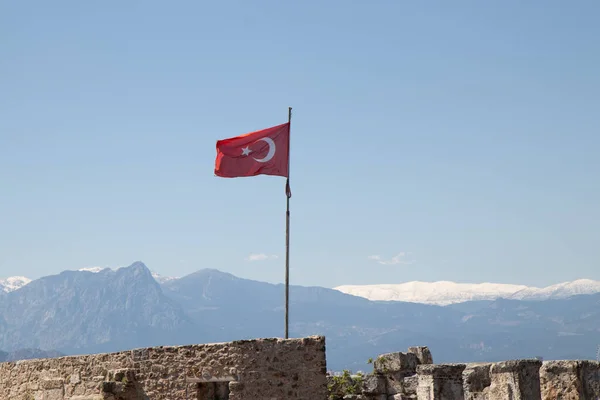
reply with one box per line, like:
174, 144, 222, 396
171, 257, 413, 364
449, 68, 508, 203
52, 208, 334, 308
3, 337, 600, 400
0, 336, 327, 400
329, 347, 600, 400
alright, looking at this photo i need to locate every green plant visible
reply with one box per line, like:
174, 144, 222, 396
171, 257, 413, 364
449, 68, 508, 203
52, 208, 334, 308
376, 355, 390, 373
327, 370, 365, 400
367, 357, 373, 364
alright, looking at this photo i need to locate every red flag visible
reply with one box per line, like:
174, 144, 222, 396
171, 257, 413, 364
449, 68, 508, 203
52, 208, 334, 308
215, 123, 289, 178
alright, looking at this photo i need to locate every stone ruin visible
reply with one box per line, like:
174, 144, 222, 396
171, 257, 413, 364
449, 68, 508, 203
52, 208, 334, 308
1, 336, 599, 400
328, 347, 600, 400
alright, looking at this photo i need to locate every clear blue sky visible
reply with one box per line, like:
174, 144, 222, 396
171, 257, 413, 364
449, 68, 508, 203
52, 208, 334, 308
1, 1, 599, 287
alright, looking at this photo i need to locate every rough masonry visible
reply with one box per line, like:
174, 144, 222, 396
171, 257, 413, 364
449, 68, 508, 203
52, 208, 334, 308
329, 347, 600, 400
0, 336, 327, 400
2, 337, 600, 400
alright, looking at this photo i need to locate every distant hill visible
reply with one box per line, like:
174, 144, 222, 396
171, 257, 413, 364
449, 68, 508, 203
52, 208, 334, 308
1, 262, 599, 370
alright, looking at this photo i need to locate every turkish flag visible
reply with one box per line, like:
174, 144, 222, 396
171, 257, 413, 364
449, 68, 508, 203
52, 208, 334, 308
215, 122, 289, 178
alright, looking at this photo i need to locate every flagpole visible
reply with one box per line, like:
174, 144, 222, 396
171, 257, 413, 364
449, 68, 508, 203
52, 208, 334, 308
285, 106, 292, 339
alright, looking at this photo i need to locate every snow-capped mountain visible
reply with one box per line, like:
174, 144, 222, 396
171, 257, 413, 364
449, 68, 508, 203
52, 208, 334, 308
78, 267, 109, 273
508, 279, 600, 301
151, 272, 179, 284
334, 279, 600, 305
0, 276, 32, 293
334, 281, 528, 305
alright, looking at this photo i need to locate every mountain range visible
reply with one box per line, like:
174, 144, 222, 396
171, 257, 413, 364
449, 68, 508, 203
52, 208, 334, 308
1, 262, 600, 371
334, 279, 600, 305
5, 271, 600, 306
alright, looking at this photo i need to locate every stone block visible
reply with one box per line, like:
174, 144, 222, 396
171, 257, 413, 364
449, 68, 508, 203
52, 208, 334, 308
69, 373, 81, 385
41, 379, 65, 390
106, 368, 136, 383
417, 364, 466, 400
384, 374, 418, 397
42, 388, 65, 400
407, 347, 433, 365
385, 374, 404, 395
463, 363, 492, 400
402, 374, 418, 398
540, 360, 581, 400
580, 360, 600, 399
374, 352, 419, 376
489, 359, 542, 400
362, 374, 387, 394
540, 360, 600, 400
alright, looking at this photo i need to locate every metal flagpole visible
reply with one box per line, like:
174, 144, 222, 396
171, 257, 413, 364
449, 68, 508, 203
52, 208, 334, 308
285, 107, 292, 339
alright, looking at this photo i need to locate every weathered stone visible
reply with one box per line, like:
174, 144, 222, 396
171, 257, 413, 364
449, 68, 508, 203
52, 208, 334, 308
407, 347, 433, 365
581, 360, 600, 399
0, 336, 327, 400
69, 373, 81, 385
488, 359, 542, 400
540, 360, 600, 400
402, 374, 418, 398
106, 368, 135, 383
463, 363, 492, 400
416, 364, 466, 400
42, 388, 65, 400
540, 360, 581, 400
41, 379, 64, 390
385, 374, 404, 395
374, 352, 419, 376
362, 374, 387, 394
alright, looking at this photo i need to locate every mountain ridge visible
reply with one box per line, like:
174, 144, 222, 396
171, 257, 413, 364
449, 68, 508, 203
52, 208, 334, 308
2, 262, 600, 370
334, 278, 600, 305
4, 269, 600, 305
0, 262, 198, 354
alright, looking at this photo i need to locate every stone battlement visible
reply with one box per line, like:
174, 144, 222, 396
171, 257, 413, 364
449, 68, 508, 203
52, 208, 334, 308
328, 347, 600, 400
0, 336, 327, 400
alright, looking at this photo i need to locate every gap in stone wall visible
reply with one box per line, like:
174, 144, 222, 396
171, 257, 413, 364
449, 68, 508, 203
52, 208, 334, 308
195, 381, 230, 400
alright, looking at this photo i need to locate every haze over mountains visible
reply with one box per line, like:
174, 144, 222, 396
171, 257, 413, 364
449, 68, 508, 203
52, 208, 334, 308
4, 270, 600, 305
1, 262, 600, 370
